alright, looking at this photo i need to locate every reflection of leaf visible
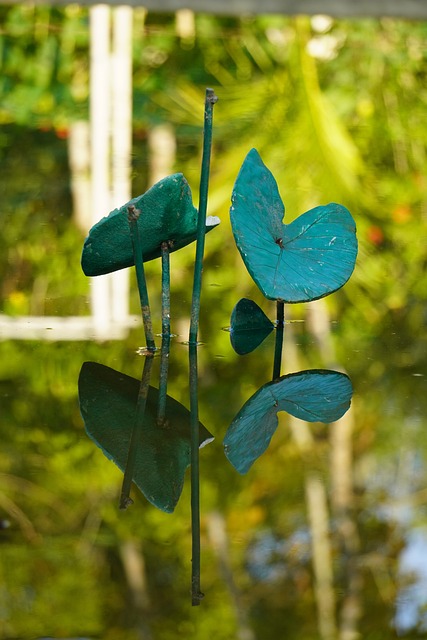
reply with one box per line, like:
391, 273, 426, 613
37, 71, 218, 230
78, 362, 214, 513
230, 149, 358, 302
230, 298, 274, 355
223, 370, 352, 474
81, 173, 219, 276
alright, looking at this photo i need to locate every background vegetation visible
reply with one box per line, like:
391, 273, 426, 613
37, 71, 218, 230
1, 6, 427, 639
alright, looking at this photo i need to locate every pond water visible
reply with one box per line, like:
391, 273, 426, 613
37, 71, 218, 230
1, 279, 427, 639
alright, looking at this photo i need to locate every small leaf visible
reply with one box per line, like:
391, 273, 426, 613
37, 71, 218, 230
82, 173, 220, 276
78, 362, 214, 513
223, 369, 352, 474
230, 149, 358, 302
230, 298, 274, 355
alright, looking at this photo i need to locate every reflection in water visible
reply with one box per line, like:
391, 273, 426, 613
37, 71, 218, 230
78, 348, 214, 514
396, 527, 427, 633
229, 297, 274, 355
223, 369, 352, 474
78, 313, 353, 614
225, 298, 352, 473
78, 334, 215, 606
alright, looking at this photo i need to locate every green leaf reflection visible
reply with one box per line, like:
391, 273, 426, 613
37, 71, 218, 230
230, 298, 274, 355
78, 362, 214, 513
224, 370, 352, 474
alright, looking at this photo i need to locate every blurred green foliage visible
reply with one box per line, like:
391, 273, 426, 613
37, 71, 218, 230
1, 6, 427, 639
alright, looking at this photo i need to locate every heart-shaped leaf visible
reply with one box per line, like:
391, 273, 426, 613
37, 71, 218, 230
230, 298, 274, 355
230, 149, 358, 302
78, 362, 214, 512
223, 369, 352, 474
82, 173, 220, 276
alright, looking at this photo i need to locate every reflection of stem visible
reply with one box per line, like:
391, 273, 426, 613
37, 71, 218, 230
189, 88, 218, 345
161, 241, 171, 337
272, 300, 284, 380
157, 333, 170, 426
120, 354, 154, 509
189, 343, 203, 605
127, 205, 156, 353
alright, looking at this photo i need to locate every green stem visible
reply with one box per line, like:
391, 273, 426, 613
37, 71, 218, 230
189, 343, 203, 605
272, 300, 284, 380
127, 205, 156, 353
161, 241, 171, 337
157, 332, 170, 426
119, 354, 154, 509
189, 88, 218, 345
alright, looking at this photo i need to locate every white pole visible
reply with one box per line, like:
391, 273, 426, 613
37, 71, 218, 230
111, 6, 133, 326
89, 5, 112, 339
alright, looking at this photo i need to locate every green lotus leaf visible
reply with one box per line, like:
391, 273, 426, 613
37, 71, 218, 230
230, 149, 358, 302
82, 173, 220, 276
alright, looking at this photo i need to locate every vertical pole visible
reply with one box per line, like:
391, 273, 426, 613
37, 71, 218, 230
189, 343, 203, 605
188, 88, 217, 604
161, 241, 171, 337
127, 206, 156, 353
188, 88, 217, 345
111, 6, 133, 327
89, 6, 112, 339
157, 332, 171, 426
148, 124, 176, 187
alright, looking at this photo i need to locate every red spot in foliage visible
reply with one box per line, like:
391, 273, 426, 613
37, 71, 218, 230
55, 128, 69, 140
367, 225, 384, 246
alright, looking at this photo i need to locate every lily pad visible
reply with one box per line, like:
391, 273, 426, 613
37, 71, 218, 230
223, 369, 352, 474
230, 298, 274, 355
230, 149, 358, 302
78, 362, 214, 512
82, 173, 220, 276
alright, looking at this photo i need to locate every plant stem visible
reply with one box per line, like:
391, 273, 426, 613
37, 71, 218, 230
157, 332, 170, 426
272, 300, 285, 380
127, 205, 156, 353
189, 88, 218, 345
189, 343, 203, 605
119, 354, 154, 509
187, 84, 218, 595
161, 241, 171, 337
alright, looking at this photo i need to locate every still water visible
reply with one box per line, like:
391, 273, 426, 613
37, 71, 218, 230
1, 283, 427, 639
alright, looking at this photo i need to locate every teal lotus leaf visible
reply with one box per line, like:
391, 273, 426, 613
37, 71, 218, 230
230, 149, 358, 302
230, 298, 274, 355
78, 362, 214, 513
82, 173, 219, 276
223, 369, 352, 474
